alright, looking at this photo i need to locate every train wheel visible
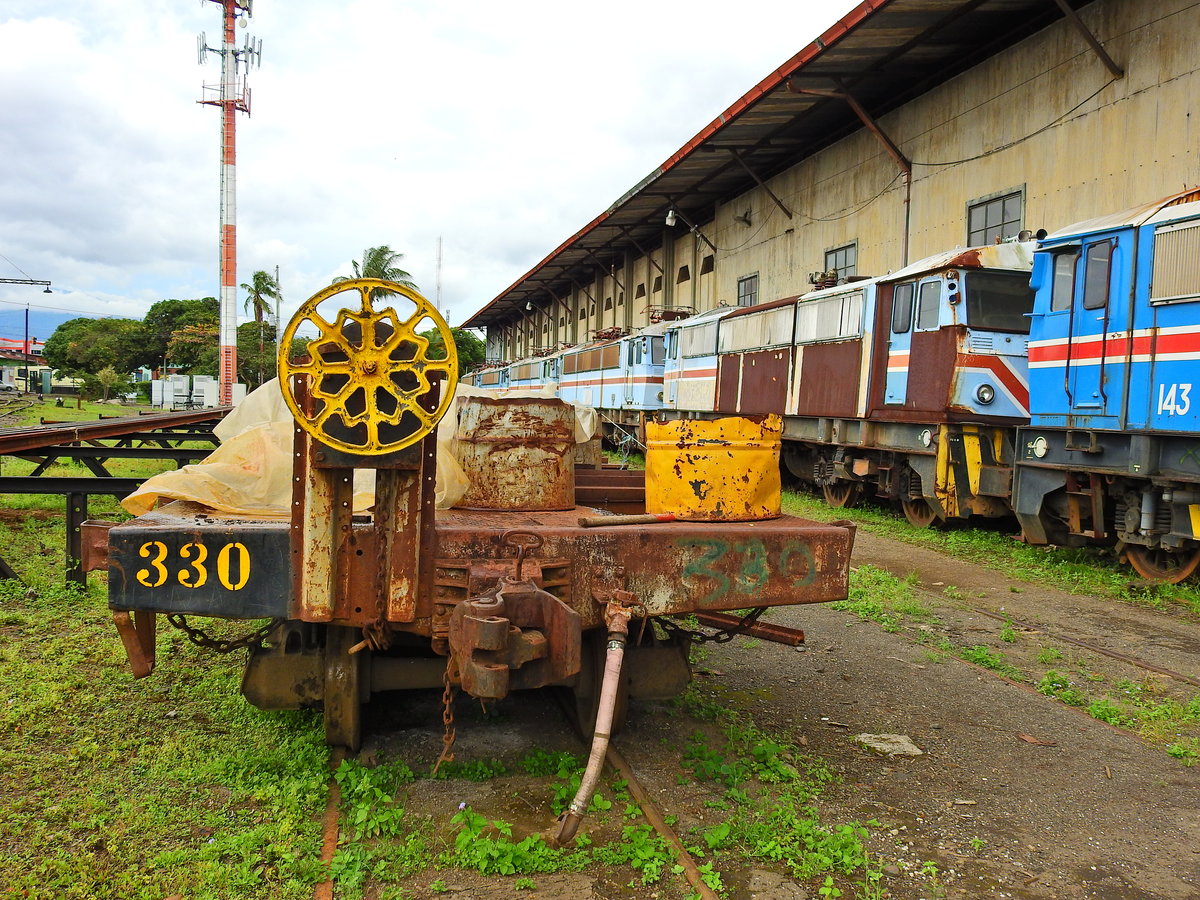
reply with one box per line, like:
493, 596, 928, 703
1124, 545, 1200, 584
901, 497, 939, 528
822, 481, 861, 508
569, 629, 629, 736
324, 625, 365, 750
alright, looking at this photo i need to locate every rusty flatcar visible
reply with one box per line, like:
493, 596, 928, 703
103, 279, 856, 750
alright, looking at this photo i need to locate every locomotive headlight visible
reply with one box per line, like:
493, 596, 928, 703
657, 391, 664, 402
1030, 435, 1049, 458
918, 428, 933, 448
976, 384, 995, 404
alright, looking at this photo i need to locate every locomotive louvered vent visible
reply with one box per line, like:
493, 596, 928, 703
1151, 221, 1200, 302
968, 334, 994, 352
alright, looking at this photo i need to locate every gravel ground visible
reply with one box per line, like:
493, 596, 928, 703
373, 528, 1200, 900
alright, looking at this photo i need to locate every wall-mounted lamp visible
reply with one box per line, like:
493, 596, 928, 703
733, 209, 752, 227
525, 300, 533, 311
665, 209, 677, 227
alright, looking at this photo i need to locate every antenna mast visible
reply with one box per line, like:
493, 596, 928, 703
198, 0, 262, 405
435, 236, 443, 314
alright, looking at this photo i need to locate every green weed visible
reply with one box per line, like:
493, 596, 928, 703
959, 645, 1023, 680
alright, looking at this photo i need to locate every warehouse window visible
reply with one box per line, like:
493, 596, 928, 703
700, 254, 715, 275
677, 264, 690, 284
824, 243, 857, 281
737, 273, 759, 307
652, 275, 663, 294
635, 283, 646, 299
967, 190, 1023, 245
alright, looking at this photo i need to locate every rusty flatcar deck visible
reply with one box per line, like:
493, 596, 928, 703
106, 502, 854, 627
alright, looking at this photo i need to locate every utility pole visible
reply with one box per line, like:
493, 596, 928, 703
198, 0, 262, 405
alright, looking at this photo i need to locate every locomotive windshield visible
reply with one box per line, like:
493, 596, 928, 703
964, 271, 1034, 333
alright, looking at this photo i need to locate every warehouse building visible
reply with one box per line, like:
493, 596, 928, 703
464, 0, 1198, 363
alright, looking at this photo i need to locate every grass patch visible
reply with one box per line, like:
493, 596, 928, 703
831, 565, 934, 633
781, 489, 1200, 617
0, 578, 330, 899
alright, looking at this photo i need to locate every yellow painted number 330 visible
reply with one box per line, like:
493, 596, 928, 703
135, 541, 251, 591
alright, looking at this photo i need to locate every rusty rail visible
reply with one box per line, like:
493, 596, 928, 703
694, 612, 806, 646
0, 407, 229, 454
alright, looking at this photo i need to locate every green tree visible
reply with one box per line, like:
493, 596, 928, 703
43, 317, 145, 379
84, 365, 133, 402
236, 321, 279, 390
240, 270, 281, 324
141, 297, 219, 373
334, 246, 418, 304
167, 322, 219, 375
420, 326, 486, 370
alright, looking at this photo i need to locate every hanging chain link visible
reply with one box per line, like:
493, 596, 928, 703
432, 658, 459, 776
165, 614, 283, 654
658, 606, 768, 645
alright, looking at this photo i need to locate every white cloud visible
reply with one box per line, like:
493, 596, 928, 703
1, 0, 856, 331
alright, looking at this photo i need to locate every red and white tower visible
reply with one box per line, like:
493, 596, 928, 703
199, 0, 261, 405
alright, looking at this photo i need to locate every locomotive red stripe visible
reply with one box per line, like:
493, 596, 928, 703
957, 353, 1029, 408
1029, 329, 1200, 363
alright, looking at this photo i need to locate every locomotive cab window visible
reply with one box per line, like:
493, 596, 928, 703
891, 282, 915, 333
965, 271, 1035, 333
1049, 250, 1079, 312
915, 281, 941, 330
650, 336, 665, 366
1082, 241, 1114, 310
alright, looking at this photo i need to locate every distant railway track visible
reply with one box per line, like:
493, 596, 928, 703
0, 406, 229, 454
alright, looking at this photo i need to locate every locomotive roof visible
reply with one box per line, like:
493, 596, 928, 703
665, 305, 741, 327
880, 241, 1035, 281
466, 0, 1098, 330
1043, 188, 1200, 241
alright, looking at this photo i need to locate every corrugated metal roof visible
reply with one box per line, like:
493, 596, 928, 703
466, 0, 1095, 329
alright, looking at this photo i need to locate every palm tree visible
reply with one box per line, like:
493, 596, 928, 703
335, 246, 418, 295
240, 270, 282, 324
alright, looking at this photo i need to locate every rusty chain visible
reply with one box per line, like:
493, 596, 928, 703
658, 606, 768, 644
432, 658, 459, 776
165, 614, 283, 654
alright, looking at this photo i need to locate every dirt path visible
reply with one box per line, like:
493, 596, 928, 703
848, 529, 1200, 682
375, 527, 1200, 900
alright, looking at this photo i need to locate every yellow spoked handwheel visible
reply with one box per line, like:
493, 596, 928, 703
278, 278, 459, 455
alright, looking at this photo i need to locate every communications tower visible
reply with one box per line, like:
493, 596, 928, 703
198, 0, 262, 405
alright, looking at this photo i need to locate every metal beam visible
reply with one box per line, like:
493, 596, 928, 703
582, 248, 625, 293
728, 149, 793, 219
0, 476, 143, 494
788, 83, 911, 175
617, 227, 665, 275
1052, 0, 1123, 78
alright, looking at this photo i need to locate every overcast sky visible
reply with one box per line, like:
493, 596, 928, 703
0, 0, 857, 338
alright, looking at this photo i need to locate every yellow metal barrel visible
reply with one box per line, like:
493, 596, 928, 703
645, 415, 782, 521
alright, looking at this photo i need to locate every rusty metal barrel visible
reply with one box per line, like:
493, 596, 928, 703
452, 396, 576, 510
645, 414, 782, 521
